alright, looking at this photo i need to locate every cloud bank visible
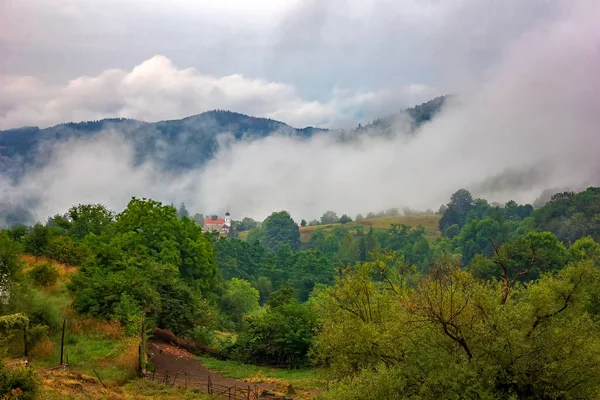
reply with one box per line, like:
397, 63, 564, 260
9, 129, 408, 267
0, 56, 435, 130
2, 0, 599, 223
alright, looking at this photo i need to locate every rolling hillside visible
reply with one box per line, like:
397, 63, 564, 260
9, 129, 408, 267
298, 214, 441, 243
238, 214, 441, 243
0, 97, 446, 178
0, 110, 327, 178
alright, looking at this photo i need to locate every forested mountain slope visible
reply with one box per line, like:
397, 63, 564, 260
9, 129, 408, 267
0, 98, 446, 177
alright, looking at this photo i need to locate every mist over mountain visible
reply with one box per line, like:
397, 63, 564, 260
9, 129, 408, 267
1, 1, 598, 228
0, 98, 444, 177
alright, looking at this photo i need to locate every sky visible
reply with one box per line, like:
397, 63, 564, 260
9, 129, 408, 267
0, 0, 599, 222
0, 0, 570, 130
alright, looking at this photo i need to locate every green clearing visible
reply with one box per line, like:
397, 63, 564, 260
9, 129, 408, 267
237, 214, 441, 243
298, 214, 441, 243
32, 333, 138, 384
23, 257, 139, 385
198, 356, 327, 391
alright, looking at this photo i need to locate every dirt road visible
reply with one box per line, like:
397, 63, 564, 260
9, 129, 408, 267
148, 341, 283, 398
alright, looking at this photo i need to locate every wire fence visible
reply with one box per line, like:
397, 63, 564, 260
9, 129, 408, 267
145, 369, 262, 400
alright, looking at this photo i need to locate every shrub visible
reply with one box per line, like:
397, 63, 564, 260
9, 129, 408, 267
0, 360, 37, 399
23, 289, 62, 331
44, 235, 90, 266
29, 263, 60, 287
111, 293, 143, 335
190, 326, 215, 347
339, 215, 352, 224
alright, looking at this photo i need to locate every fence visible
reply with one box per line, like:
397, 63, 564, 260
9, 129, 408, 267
145, 369, 260, 400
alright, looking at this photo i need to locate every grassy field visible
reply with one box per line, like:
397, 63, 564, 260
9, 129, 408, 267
15, 256, 219, 399
36, 369, 215, 399
198, 357, 328, 395
298, 214, 441, 243
17, 255, 326, 399
238, 214, 441, 243
21, 256, 140, 385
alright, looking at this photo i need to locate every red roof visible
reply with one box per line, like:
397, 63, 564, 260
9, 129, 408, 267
204, 218, 225, 225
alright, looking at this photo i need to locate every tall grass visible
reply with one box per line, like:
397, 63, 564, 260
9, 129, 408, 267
198, 357, 327, 391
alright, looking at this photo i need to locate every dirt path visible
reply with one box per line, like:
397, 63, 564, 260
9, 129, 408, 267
148, 341, 280, 396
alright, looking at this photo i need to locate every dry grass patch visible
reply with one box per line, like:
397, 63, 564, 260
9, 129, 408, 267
30, 337, 56, 358
69, 317, 124, 340
21, 255, 77, 278
298, 214, 441, 243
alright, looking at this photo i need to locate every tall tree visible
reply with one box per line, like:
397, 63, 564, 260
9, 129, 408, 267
177, 202, 190, 219
321, 211, 339, 225
262, 211, 300, 251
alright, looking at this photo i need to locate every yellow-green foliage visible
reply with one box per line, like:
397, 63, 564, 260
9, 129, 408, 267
35, 370, 215, 399
0, 313, 29, 331
298, 215, 440, 243
315, 255, 600, 399
199, 356, 327, 391
29, 263, 60, 287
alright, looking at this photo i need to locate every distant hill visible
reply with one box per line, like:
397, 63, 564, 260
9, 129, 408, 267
237, 214, 442, 243
0, 97, 447, 177
356, 95, 448, 135
0, 110, 331, 176
0, 99, 447, 226
297, 214, 441, 243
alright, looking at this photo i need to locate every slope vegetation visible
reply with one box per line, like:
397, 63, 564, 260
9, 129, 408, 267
298, 214, 441, 243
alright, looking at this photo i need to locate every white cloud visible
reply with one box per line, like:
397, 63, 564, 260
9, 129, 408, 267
0, 55, 434, 130
1, 0, 598, 223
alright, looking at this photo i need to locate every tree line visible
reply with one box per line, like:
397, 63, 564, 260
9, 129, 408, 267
3, 187, 600, 398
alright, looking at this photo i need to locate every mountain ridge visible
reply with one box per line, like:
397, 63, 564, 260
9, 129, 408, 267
0, 97, 446, 176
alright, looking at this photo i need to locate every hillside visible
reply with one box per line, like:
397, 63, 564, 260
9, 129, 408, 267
356, 96, 448, 135
298, 214, 441, 243
0, 110, 327, 178
6, 254, 324, 399
237, 214, 441, 243
0, 98, 446, 178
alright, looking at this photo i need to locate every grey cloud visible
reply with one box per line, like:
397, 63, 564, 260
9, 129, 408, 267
2, 0, 567, 103
0, 55, 432, 129
1, 0, 599, 223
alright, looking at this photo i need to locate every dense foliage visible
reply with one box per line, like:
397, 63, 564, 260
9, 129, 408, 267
3, 185, 600, 395
315, 246, 600, 399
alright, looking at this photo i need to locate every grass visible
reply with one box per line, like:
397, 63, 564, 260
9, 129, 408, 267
36, 370, 216, 399
237, 214, 441, 244
31, 331, 139, 385
21, 255, 139, 385
198, 357, 328, 392
298, 214, 441, 243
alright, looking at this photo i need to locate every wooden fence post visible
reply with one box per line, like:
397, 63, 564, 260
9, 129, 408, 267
138, 346, 142, 377
140, 315, 146, 374
208, 374, 212, 394
23, 325, 28, 359
185, 372, 188, 388
60, 319, 66, 365
93, 369, 107, 389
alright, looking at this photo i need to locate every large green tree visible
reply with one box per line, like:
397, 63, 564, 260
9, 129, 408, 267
261, 211, 300, 251
315, 254, 600, 400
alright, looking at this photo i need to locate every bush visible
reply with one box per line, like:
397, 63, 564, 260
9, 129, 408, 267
111, 293, 143, 335
233, 287, 316, 367
0, 360, 37, 399
29, 263, 59, 287
44, 235, 90, 266
13, 287, 62, 332
339, 215, 352, 224
190, 326, 215, 347
27, 325, 49, 348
